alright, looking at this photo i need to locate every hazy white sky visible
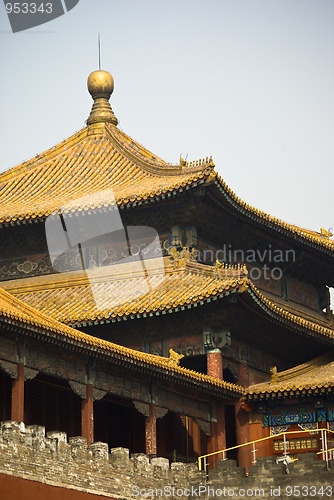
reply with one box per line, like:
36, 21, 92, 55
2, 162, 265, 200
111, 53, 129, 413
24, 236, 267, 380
1, 0, 333, 237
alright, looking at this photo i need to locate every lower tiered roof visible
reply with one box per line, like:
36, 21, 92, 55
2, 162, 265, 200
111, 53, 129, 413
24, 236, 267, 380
0, 285, 242, 396
2, 258, 333, 346
246, 351, 334, 399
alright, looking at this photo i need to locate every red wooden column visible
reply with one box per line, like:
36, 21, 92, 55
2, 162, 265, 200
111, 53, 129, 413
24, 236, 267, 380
81, 383, 94, 446
207, 419, 218, 468
189, 417, 202, 456
235, 362, 250, 469
216, 402, 226, 452
206, 349, 226, 468
11, 362, 24, 422
235, 401, 250, 469
145, 403, 157, 456
207, 349, 226, 450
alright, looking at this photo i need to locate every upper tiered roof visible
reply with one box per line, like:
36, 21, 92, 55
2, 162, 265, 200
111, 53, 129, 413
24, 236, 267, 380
0, 70, 333, 256
0, 123, 214, 224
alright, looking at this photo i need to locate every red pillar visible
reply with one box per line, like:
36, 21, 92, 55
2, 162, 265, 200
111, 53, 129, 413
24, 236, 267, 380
81, 383, 94, 446
216, 403, 226, 452
207, 349, 223, 380
235, 362, 250, 469
11, 363, 24, 422
235, 401, 250, 469
207, 420, 218, 468
145, 403, 157, 456
206, 350, 226, 468
189, 417, 202, 456
207, 404, 227, 468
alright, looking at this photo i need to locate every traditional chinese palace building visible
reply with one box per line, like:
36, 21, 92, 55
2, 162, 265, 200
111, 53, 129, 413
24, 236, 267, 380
0, 70, 334, 474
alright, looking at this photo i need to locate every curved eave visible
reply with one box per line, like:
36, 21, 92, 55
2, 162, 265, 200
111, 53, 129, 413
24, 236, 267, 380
245, 351, 334, 400
241, 282, 334, 344
0, 122, 214, 226
74, 279, 334, 345
210, 175, 334, 256
0, 314, 243, 398
1, 120, 333, 257
0, 286, 243, 397
245, 384, 334, 400
0, 170, 214, 227
72, 279, 247, 327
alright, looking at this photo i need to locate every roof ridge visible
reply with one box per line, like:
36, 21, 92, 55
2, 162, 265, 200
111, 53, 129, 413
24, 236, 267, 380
246, 350, 334, 396
105, 123, 212, 176
0, 127, 89, 184
1, 257, 249, 294
247, 282, 334, 339
214, 174, 334, 251
273, 351, 334, 382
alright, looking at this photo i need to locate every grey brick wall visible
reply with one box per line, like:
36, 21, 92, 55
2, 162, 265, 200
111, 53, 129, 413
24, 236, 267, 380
0, 421, 333, 500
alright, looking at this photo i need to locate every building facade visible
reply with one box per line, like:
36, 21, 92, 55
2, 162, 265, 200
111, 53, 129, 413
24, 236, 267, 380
0, 69, 334, 481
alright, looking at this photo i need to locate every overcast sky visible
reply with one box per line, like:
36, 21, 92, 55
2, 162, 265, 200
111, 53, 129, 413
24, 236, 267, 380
1, 0, 333, 296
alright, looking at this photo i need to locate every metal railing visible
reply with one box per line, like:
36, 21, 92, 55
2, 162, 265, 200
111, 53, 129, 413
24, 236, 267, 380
198, 428, 334, 472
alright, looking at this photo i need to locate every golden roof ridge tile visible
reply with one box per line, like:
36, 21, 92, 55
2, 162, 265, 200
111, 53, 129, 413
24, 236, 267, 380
3, 261, 250, 324
246, 352, 334, 396
247, 282, 334, 339
106, 124, 214, 176
0, 128, 90, 184
215, 173, 334, 251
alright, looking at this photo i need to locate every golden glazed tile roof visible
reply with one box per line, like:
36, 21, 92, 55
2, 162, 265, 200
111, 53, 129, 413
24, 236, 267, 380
259, 291, 333, 330
243, 282, 334, 342
0, 123, 214, 224
212, 174, 334, 251
0, 121, 333, 254
0, 285, 243, 396
2, 258, 333, 343
2, 259, 249, 325
246, 351, 334, 398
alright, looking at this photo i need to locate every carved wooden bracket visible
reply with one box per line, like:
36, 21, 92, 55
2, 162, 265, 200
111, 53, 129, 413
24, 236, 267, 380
68, 381, 107, 401
195, 418, 211, 436
0, 360, 17, 379
133, 401, 168, 419
93, 388, 107, 401
156, 407, 168, 419
24, 367, 39, 381
69, 381, 87, 399
133, 401, 150, 417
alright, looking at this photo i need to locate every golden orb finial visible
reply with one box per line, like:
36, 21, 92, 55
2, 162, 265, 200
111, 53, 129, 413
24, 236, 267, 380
87, 70, 118, 126
87, 70, 114, 98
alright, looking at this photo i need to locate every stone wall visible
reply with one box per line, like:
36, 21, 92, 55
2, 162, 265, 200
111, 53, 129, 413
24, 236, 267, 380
0, 420, 333, 499
209, 455, 334, 499
0, 421, 203, 498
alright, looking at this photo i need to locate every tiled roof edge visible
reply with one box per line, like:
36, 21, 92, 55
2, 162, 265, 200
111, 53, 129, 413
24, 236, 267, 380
245, 282, 334, 341
0, 287, 243, 395
214, 175, 334, 253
